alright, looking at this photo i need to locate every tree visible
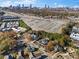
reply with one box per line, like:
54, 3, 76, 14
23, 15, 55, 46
46, 41, 54, 51
0, 31, 17, 53
0, 12, 5, 16
62, 22, 75, 35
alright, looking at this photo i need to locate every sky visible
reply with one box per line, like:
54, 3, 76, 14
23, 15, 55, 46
0, 0, 79, 8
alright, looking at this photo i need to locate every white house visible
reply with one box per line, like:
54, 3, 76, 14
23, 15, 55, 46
70, 33, 79, 40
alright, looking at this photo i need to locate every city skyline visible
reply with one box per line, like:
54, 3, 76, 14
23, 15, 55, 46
0, 0, 79, 8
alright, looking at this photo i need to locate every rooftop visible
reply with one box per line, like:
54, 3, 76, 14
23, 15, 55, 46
3, 16, 20, 19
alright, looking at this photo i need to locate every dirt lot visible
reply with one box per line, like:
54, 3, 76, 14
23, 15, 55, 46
4, 11, 69, 33
26, 19, 68, 33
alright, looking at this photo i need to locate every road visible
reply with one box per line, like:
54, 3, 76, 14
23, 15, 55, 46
3, 11, 69, 33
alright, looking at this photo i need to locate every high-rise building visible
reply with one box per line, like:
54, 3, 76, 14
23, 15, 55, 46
22, 4, 24, 8
18, 4, 21, 8
45, 4, 47, 8
30, 4, 32, 9
48, 5, 50, 9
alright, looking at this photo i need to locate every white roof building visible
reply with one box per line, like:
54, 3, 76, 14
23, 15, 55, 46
70, 33, 79, 40
17, 51, 24, 59
4, 54, 13, 59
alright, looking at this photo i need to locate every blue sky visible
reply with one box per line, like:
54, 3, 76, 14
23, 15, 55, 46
0, 0, 79, 8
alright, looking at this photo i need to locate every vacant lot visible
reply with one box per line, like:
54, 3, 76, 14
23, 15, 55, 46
4, 11, 69, 33
26, 18, 68, 33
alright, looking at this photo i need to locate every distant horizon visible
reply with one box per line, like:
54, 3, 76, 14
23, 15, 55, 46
0, 0, 79, 8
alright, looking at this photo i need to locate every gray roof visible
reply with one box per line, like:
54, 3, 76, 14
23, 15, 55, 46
2, 16, 20, 21
3, 16, 20, 19
39, 39, 49, 45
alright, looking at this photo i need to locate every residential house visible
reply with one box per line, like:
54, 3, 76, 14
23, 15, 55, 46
17, 51, 24, 59
70, 26, 79, 47
70, 32, 79, 40
31, 33, 39, 40
4, 54, 13, 59
27, 44, 37, 52
39, 38, 49, 45
70, 26, 79, 40
72, 26, 79, 33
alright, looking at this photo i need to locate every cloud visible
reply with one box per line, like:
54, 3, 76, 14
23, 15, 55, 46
57, 5, 66, 7
0, 0, 37, 7
14, 0, 37, 4
54, 3, 66, 7
0, 0, 12, 7
73, 5, 79, 8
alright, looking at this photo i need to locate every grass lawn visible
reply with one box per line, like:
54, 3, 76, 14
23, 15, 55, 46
19, 20, 27, 28
19, 20, 32, 30
0, 55, 4, 59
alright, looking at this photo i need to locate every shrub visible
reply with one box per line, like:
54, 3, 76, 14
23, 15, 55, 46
62, 22, 75, 35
